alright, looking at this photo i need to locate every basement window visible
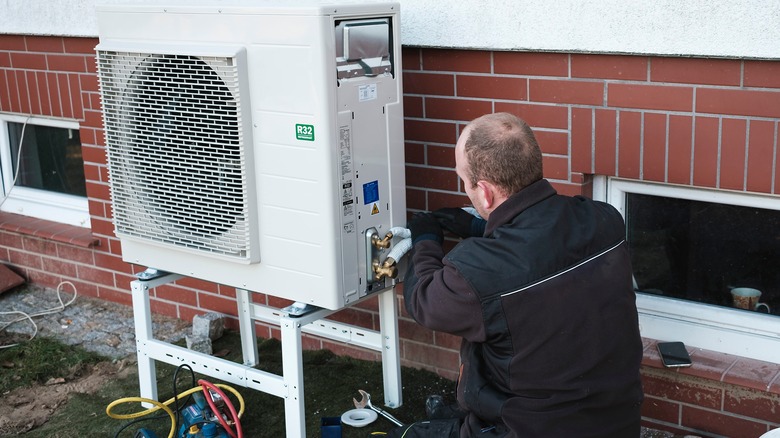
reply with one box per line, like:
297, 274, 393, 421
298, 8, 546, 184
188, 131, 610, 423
596, 177, 780, 363
0, 115, 89, 227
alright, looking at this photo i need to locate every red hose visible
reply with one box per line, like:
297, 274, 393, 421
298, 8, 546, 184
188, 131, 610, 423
198, 379, 243, 438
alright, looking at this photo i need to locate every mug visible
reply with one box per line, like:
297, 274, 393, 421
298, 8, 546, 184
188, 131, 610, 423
730, 287, 771, 313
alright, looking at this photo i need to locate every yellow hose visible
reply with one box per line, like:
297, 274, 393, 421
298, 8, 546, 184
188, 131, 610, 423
106, 383, 245, 438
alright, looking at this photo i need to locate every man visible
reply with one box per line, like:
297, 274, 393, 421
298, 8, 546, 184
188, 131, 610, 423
403, 113, 643, 437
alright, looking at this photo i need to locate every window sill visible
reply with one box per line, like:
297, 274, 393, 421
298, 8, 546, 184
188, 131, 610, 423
642, 338, 780, 395
0, 211, 99, 248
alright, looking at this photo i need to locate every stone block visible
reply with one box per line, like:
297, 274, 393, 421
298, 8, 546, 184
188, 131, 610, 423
192, 312, 224, 340
185, 334, 212, 355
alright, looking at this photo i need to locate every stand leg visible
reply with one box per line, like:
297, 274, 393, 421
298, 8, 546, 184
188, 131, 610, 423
236, 288, 259, 367
280, 315, 307, 437
131, 279, 158, 404
379, 287, 402, 408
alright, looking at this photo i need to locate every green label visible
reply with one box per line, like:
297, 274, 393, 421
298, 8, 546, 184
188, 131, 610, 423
295, 124, 315, 141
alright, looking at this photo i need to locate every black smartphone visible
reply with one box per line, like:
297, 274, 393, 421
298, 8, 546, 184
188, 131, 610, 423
657, 341, 692, 368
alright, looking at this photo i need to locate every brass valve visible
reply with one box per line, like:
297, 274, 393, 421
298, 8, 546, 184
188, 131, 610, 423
371, 231, 393, 249
372, 257, 398, 281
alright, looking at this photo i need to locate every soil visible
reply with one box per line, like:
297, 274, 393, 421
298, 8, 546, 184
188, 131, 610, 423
0, 358, 135, 435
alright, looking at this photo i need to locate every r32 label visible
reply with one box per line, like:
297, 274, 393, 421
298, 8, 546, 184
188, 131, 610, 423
295, 124, 315, 141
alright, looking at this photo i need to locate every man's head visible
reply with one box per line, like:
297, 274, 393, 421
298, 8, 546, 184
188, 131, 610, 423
455, 113, 543, 218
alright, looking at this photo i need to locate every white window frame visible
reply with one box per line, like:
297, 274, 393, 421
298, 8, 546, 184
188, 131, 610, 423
594, 176, 780, 363
0, 114, 90, 228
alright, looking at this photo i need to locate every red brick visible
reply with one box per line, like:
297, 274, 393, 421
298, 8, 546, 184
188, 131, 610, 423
405, 188, 426, 211
16, 71, 31, 114
198, 291, 238, 317
667, 115, 693, 185
402, 47, 421, 70
57, 243, 94, 265
97, 285, 132, 306
80, 72, 98, 93
0, 71, 11, 111
609, 83, 694, 112
434, 331, 460, 350
89, 217, 116, 238
149, 299, 179, 319
542, 155, 568, 180
425, 97, 493, 122
534, 130, 568, 155
642, 370, 722, 409
403, 339, 459, 370
594, 109, 617, 175
743, 60, 780, 89
494, 52, 569, 77
25, 36, 64, 53
640, 395, 680, 424
6, 71, 21, 113
571, 54, 648, 81
494, 102, 569, 130
36, 71, 52, 116
651, 57, 741, 86
328, 307, 375, 329
571, 107, 593, 174
403, 71, 454, 96
725, 388, 780, 423
8, 249, 43, 270
26, 71, 43, 114
86, 181, 111, 202
0, 34, 26, 51
719, 118, 747, 191
21, 236, 57, 255
94, 251, 133, 274
58, 73, 74, 119
422, 49, 491, 73
457, 75, 527, 101
405, 142, 425, 165
697, 88, 780, 119
176, 277, 220, 294
427, 144, 456, 167
529, 79, 604, 105
64, 37, 99, 55
403, 95, 423, 118
404, 119, 458, 144
427, 191, 470, 212
0, 52, 9, 68
46, 54, 88, 73
747, 120, 775, 193
681, 405, 767, 438
10, 52, 47, 70
42, 257, 78, 277
0, 231, 23, 250
643, 112, 667, 182
693, 116, 719, 188
723, 357, 780, 392
68, 74, 83, 119
405, 165, 458, 191
156, 284, 198, 307
77, 264, 115, 285
618, 111, 642, 179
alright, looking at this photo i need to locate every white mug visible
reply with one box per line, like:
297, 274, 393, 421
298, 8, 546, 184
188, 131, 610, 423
730, 287, 771, 313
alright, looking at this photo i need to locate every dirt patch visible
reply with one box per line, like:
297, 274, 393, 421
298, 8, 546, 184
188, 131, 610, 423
0, 359, 134, 435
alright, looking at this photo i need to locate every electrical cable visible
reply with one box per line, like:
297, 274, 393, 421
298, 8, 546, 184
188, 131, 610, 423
0, 280, 78, 349
107, 382, 246, 438
199, 379, 243, 438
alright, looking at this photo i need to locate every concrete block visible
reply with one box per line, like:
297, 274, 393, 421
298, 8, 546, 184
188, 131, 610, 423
192, 312, 225, 340
185, 334, 212, 355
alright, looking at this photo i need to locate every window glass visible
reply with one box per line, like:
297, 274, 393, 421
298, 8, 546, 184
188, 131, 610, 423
627, 193, 778, 316
7, 122, 86, 197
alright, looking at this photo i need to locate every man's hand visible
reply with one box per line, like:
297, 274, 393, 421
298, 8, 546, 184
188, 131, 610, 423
433, 208, 486, 238
407, 212, 443, 244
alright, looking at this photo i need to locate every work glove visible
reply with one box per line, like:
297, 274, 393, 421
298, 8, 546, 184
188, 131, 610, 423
407, 212, 443, 245
433, 207, 487, 238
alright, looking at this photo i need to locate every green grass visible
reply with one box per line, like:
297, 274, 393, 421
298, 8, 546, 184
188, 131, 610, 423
0, 336, 106, 394
7, 332, 457, 438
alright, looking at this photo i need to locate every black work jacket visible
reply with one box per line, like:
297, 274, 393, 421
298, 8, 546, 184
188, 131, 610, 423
404, 179, 643, 438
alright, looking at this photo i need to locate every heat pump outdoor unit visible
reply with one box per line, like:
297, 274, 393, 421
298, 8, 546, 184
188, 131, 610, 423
96, 0, 405, 310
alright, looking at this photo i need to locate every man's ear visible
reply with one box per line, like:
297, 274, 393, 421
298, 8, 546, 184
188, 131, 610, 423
476, 180, 496, 211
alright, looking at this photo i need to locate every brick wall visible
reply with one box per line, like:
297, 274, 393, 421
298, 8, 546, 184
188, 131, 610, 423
2, 36, 780, 437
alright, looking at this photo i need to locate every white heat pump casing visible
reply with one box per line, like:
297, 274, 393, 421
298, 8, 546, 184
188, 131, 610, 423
96, 1, 405, 310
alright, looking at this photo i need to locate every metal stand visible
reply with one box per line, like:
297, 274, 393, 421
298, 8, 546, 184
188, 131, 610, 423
130, 273, 402, 437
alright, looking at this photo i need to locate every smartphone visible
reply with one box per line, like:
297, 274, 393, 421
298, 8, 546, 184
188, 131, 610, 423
657, 341, 692, 368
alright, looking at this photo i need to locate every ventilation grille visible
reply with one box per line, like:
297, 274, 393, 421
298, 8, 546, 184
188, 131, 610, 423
97, 50, 253, 261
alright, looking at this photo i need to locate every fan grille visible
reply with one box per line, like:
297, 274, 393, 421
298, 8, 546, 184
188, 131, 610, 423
97, 51, 253, 260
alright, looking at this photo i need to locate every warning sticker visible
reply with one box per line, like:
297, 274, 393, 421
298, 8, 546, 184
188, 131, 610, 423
371, 203, 380, 215
363, 180, 379, 205
359, 83, 377, 102
339, 126, 354, 219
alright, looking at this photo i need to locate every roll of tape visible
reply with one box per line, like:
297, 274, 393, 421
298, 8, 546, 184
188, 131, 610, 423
340, 408, 378, 427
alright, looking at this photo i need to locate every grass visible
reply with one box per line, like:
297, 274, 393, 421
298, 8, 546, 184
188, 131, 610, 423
2, 331, 457, 437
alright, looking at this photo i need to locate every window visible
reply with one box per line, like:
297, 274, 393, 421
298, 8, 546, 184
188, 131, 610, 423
595, 177, 780, 363
0, 115, 89, 227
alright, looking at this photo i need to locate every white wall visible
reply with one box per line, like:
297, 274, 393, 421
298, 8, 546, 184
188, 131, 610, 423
2, 0, 779, 59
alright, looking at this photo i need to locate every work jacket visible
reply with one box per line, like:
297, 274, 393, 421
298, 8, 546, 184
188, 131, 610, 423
404, 179, 644, 438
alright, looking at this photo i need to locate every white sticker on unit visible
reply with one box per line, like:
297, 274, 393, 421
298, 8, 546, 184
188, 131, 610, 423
358, 83, 377, 102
